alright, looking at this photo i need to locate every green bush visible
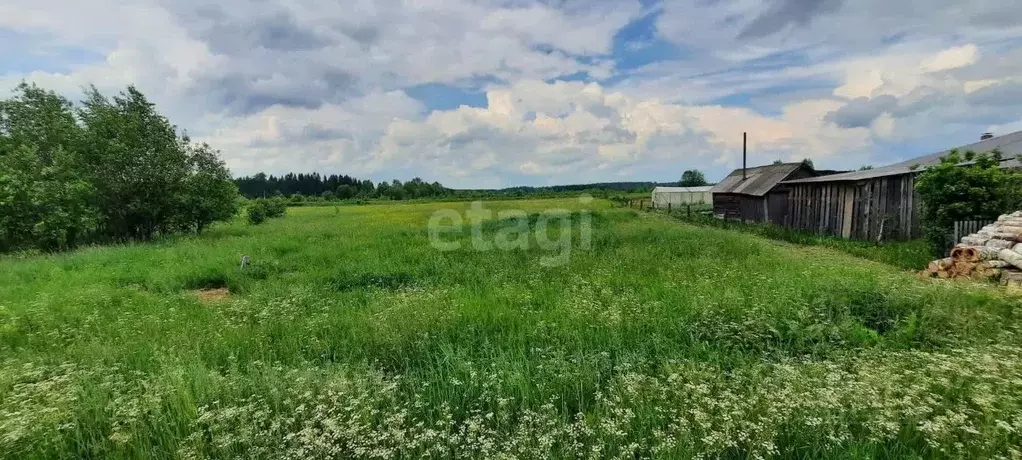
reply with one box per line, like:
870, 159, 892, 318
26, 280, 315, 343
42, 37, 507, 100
264, 198, 287, 218
246, 198, 287, 225
246, 201, 268, 225
915, 149, 1022, 255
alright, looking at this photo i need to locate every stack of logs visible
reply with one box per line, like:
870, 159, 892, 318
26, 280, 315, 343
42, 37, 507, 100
922, 211, 1022, 288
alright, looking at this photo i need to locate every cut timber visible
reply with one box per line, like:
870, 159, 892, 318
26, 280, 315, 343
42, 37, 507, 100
987, 239, 1015, 249
961, 236, 990, 246
1001, 270, 1022, 283
936, 257, 955, 270
922, 209, 1022, 287
998, 249, 1022, 270
954, 261, 974, 276
950, 247, 972, 261
976, 247, 1000, 261
988, 232, 1022, 242
984, 260, 1010, 269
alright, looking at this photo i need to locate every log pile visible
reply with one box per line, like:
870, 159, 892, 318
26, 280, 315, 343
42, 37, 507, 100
921, 211, 1022, 288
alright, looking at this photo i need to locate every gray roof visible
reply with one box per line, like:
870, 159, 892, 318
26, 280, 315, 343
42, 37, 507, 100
710, 163, 805, 196
784, 130, 1022, 184
652, 186, 713, 193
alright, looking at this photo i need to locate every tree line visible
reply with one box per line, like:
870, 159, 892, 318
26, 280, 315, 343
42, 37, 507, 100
235, 174, 673, 202
235, 173, 447, 201
0, 83, 239, 253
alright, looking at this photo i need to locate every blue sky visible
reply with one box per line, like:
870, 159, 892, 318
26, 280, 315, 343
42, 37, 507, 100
3, 0, 1022, 188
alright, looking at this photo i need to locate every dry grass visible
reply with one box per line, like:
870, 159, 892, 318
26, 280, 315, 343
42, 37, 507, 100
193, 287, 231, 303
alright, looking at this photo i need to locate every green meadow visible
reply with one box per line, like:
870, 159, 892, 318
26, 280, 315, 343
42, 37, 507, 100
2, 198, 1021, 459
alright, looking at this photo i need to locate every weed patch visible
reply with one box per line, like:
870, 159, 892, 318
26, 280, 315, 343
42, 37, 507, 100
332, 272, 418, 292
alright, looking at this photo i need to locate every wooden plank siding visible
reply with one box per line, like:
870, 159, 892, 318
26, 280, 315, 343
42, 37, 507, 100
784, 173, 922, 241
713, 194, 766, 222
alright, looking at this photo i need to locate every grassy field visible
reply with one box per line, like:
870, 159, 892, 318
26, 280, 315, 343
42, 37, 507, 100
2, 198, 1022, 459
660, 211, 935, 271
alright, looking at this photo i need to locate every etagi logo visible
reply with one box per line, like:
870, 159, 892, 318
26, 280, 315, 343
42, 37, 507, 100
427, 195, 593, 267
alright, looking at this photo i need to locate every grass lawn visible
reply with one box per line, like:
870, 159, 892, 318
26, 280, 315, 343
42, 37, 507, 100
2, 198, 1021, 459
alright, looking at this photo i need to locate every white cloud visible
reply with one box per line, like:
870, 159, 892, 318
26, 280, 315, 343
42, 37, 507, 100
921, 44, 979, 73
363, 80, 875, 185
3, 0, 1022, 187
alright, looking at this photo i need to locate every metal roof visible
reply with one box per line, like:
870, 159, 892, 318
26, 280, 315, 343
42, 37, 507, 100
652, 186, 713, 193
710, 163, 806, 196
784, 130, 1022, 184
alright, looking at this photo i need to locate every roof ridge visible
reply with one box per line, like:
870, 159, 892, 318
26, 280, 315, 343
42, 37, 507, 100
782, 130, 1022, 184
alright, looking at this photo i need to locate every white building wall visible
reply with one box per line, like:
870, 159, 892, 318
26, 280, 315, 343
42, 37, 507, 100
651, 190, 712, 208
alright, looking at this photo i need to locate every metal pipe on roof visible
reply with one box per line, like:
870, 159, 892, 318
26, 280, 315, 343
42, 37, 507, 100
743, 132, 747, 180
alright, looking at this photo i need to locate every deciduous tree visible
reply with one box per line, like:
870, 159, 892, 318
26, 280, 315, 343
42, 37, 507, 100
679, 169, 707, 187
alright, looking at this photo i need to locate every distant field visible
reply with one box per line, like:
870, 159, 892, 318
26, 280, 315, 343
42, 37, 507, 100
2, 198, 1021, 459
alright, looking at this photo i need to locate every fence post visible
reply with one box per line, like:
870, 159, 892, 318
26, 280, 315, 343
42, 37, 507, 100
687, 204, 691, 218
667, 202, 671, 214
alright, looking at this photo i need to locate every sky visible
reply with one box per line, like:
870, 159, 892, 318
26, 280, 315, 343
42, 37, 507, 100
3, 0, 1022, 188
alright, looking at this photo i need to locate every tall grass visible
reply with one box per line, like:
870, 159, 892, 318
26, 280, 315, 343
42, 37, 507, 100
1, 198, 1020, 459
662, 211, 934, 271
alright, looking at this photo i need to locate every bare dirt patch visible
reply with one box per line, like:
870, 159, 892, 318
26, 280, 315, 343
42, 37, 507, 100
192, 287, 232, 304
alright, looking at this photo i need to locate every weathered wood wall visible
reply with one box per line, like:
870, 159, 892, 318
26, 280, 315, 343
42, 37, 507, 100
786, 173, 921, 241
713, 193, 766, 222
766, 191, 789, 226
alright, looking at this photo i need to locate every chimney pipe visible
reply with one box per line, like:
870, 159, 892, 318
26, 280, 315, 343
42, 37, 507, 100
742, 132, 747, 180
981, 132, 994, 140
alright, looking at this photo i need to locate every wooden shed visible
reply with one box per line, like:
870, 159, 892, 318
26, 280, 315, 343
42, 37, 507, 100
782, 130, 1022, 241
710, 163, 817, 224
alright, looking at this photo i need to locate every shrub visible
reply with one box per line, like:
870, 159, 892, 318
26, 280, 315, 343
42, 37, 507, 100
246, 198, 287, 225
264, 198, 287, 218
335, 184, 356, 199
246, 201, 268, 225
915, 149, 1022, 255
